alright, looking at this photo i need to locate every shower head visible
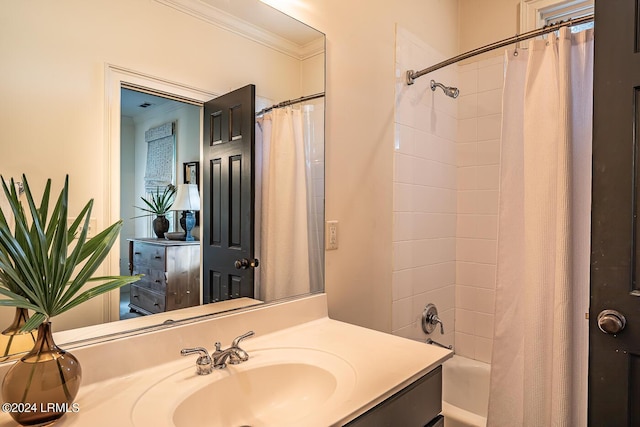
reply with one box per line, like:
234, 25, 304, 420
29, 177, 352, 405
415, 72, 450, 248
430, 80, 460, 98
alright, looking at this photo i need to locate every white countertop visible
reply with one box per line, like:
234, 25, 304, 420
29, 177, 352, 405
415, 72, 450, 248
0, 294, 451, 427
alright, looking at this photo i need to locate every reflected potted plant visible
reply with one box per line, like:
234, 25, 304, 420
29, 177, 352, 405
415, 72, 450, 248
134, 185, 176, 238
0, 180, 37, 361
0, 175, 141, 426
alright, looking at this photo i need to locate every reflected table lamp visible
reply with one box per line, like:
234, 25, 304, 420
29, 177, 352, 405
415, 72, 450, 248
171, 184, 200, 241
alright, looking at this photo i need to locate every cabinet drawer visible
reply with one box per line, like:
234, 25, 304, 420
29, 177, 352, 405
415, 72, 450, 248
132, 242, 165, 270
130, 284, 166, 314
133, 266, 166, 292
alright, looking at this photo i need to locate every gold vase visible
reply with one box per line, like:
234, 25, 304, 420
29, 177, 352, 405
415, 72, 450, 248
0, 308, 37, 362
1, 322, 82, 426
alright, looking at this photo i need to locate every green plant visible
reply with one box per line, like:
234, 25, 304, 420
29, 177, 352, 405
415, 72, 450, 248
0, 175, 141, 331
134, 185, 176, 217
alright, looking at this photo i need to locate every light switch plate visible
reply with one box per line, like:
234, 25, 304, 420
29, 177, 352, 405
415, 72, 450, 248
67, 217, 97, 238
326, 220, 338, 250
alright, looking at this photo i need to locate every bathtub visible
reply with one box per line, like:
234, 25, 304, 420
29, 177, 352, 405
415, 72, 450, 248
442, 355, 490, 427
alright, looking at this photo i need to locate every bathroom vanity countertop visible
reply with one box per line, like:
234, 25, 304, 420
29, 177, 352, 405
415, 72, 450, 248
0, 295, 451, 426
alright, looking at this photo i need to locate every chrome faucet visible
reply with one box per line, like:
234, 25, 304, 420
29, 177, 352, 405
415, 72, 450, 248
180, 331, 254, 374
180, 331, 254, 375
212, 330, 254, 369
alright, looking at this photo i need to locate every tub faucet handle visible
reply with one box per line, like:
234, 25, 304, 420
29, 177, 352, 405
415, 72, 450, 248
427, 312, 444, 334
433, 315, 444, 334
422, 303, 445, 335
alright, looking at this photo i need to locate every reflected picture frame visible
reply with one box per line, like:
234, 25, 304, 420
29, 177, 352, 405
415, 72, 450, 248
183, 161, 199, 189
183, 161, 200, 227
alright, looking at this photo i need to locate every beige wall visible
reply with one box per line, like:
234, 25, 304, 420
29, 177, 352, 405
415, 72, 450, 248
459, 0, 520, 60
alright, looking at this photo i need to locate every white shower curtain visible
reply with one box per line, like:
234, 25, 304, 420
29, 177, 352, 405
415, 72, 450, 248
256, 107, 311, 301
302, 103, 325, 294
488, 27, 593, 427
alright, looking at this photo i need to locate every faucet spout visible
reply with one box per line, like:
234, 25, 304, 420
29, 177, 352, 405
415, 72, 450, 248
212, 342, 236, 368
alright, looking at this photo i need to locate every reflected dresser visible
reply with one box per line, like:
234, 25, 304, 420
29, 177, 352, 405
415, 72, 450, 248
128, 238, 200, 314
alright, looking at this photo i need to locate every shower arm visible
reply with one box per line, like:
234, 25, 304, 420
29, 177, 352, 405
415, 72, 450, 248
430, 80, 460, 98
430, 80, 446, 93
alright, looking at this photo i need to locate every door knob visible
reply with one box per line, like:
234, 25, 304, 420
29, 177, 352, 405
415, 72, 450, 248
234, 258, 260, 270
597, 309, 626, 335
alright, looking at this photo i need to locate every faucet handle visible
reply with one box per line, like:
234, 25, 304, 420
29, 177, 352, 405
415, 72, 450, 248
422, 303, 445, 335
231, 331, 255, 348
432, 315, 444, 334
229, 348, 250, 365
180, 347, 213, 375
229, 331, 254, 365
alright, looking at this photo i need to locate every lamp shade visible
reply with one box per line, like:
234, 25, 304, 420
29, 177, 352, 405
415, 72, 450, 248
171, 184, 200, 211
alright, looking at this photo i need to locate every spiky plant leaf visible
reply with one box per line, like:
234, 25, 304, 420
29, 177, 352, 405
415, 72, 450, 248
132, 185, 176, 218
0, 175, 141, 331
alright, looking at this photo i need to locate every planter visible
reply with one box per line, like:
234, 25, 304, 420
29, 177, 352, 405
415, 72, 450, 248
1, 322, 82, 426
152, 215, 170, 238
0, 308, 37, 362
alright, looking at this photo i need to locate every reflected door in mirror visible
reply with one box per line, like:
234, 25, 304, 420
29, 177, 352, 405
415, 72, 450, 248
203, 85, 256, 303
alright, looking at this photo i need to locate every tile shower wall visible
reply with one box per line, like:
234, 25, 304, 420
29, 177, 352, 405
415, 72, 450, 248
454, 56, 504, 363
394, 27, 505, 363
393, 26, 457, 347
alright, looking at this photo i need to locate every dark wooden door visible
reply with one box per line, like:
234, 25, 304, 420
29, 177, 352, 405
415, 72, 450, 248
202, 85, 256, 303
589, 1, 640, 425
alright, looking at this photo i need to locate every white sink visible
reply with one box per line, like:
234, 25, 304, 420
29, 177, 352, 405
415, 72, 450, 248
132, 347, 357, 427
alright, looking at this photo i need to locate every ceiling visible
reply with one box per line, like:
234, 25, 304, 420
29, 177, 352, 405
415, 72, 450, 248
121, 89, 174, 118
199, 0, 321, 46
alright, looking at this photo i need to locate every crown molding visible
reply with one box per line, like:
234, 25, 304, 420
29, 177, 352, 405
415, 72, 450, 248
154, 0, 323, 60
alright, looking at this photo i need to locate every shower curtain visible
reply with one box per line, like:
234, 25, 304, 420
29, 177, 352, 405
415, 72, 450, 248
256, 107, 311, 301
488, 27, 593, 427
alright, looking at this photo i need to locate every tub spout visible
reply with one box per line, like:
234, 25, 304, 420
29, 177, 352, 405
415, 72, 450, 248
426, 338, 453, 350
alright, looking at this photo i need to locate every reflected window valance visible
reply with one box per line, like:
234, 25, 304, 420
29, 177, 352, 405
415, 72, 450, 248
144, 122, 175, 193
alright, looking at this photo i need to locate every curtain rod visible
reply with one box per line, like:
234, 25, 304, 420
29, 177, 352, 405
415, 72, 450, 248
256, 92, 325, 116
406, 14, 594, 85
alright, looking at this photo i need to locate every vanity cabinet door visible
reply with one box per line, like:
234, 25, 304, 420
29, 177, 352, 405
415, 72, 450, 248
344, 366, 442, 427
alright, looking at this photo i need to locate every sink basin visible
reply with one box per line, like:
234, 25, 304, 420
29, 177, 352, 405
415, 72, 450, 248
132, 348, 357, 427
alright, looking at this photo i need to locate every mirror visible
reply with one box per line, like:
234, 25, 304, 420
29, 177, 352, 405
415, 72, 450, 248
0, 0, 324, 358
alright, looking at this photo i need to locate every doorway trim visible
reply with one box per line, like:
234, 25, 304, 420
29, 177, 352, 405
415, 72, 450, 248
104, 64, 217, 321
